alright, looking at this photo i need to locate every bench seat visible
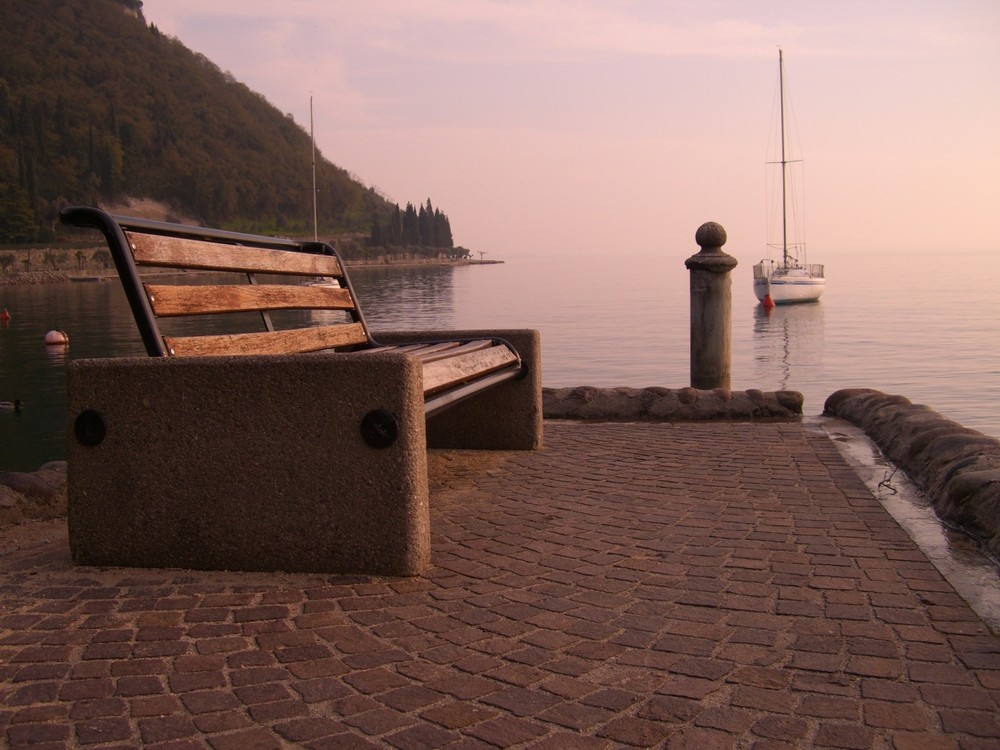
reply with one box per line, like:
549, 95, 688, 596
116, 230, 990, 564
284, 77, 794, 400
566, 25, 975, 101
61, 207, 542, 575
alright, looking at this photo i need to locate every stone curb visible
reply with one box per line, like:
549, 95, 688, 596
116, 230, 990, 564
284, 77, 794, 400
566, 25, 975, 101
543, 385, 804, 421
824, 388, 1000, 560
0, 462, 67, 527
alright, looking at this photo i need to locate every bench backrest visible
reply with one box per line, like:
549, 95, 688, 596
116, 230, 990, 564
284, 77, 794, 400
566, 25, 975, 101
61, 207, 374, 358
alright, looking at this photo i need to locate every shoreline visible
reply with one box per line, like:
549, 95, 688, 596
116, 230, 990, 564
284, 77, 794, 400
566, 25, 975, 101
0, 257, 504, 286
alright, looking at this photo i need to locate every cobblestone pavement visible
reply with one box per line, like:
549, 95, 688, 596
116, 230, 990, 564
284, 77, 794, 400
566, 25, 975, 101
2, 421, 999, 749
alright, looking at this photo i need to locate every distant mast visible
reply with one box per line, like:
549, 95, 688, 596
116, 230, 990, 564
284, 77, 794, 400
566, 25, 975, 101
778, 47, 789, 267
310, 96, 318, 241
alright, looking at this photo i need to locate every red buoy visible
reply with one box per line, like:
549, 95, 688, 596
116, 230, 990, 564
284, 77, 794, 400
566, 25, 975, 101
762, 294, 775, 310
0, 308, 9, 322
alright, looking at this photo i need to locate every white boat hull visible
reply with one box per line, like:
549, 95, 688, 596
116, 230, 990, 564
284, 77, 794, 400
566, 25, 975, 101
753, 262, 825, 304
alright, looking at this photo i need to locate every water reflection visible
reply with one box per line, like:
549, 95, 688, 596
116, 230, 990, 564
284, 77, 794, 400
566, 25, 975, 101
0, 267, 459, 472
1, 279, 142, 473
44, 344, 69, 365
350, 265, 456, 332
751, 302, 825, 393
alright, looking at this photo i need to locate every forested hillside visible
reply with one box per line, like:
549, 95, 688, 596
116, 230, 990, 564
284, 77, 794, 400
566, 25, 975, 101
0, 0, 460, 258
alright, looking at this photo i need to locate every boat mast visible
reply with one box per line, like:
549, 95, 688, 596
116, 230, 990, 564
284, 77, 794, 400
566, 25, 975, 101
778, 48, 788, 267
310, 96, 318, 242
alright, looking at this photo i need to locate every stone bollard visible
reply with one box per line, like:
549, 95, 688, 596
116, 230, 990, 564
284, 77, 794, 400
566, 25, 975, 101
685, 222, 738, 390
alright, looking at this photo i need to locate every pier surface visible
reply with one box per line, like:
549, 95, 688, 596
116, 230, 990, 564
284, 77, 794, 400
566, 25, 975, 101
2, 421, 998, 748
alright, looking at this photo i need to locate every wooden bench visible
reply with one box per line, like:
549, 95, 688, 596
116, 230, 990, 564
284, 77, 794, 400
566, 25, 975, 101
60, 206, 542, 576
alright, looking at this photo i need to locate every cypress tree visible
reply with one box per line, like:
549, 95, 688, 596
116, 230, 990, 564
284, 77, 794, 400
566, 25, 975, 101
387, 204, 402, 245
419, 198, 436, 247
433, 209, 454, 248
0, 184, 38, 243
402, 202, 419, 245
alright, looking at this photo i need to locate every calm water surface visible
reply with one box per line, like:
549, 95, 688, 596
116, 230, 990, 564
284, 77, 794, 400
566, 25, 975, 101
1, 247, 998, 472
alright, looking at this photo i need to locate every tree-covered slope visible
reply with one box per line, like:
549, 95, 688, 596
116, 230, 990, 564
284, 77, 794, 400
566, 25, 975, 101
0, 0, 427, 250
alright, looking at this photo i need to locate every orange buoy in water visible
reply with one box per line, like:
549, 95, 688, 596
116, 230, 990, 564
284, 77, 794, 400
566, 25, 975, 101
762, 294, 775, 310
44, 330, 69, 346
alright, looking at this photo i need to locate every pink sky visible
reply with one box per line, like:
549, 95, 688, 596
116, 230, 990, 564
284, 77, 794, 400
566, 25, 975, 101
142, 1, 999, 263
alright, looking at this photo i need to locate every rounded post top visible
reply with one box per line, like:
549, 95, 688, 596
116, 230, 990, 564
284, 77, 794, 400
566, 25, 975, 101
695, 221, 727, 249
686, 221, 737, 272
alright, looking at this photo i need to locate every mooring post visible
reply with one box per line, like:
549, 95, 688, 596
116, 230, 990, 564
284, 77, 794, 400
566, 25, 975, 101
685, 222, 738, 390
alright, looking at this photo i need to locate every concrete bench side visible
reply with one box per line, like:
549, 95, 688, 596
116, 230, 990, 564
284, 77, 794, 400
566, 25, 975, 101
66, 352, 430, 576
376, 329, 543, 451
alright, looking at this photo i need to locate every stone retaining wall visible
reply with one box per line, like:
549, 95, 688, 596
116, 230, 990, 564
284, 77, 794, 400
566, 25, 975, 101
824, 388, 1000, 560
0, 462, 67, 526
543, 385, 804, 421
0, 271, 72, 285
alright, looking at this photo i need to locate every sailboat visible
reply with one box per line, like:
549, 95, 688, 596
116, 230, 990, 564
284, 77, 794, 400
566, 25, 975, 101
753, 48, 825, 306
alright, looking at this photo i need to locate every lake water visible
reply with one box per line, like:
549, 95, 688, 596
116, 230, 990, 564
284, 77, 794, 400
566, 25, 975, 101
1, 247, 998, 472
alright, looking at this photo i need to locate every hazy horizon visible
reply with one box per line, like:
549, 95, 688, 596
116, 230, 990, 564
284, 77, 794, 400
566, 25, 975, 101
142, 1, 999, 264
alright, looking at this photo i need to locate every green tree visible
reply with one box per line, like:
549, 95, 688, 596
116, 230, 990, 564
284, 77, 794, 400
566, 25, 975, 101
401, 202, 419, 245
433, 209, 454, 248
369, 218, 383, 247
97, 135, 124, 197
386, 204, 402, 245
418, 199, 435, 247
0, 184, 38, 242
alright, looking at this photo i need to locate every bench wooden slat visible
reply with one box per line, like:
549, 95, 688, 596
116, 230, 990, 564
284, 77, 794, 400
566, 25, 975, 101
416, 340, 495, 363
422, 344, 520, 394
363, 340, 499, 363
129, 232, 343, 276
163, 322, 368, 357
363, 341, 461, 356
399, 342, 465, 357
145, 283, 356, 317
